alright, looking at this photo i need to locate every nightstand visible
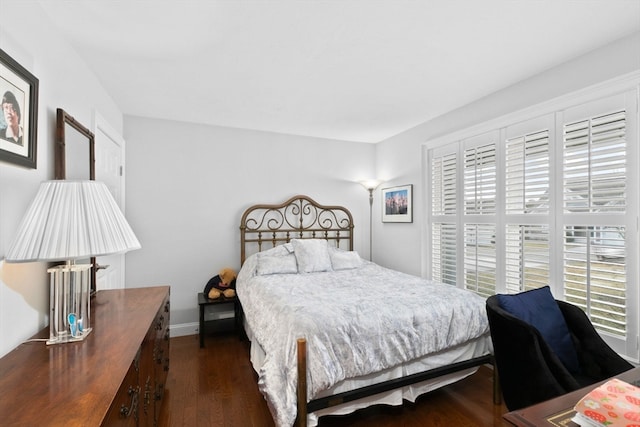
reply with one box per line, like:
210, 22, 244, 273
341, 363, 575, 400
198, 292, 240, 348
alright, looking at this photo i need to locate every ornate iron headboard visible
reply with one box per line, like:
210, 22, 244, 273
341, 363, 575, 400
239, 195, 354, 265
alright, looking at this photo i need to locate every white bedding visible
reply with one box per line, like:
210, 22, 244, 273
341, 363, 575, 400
237, 244, 490, 427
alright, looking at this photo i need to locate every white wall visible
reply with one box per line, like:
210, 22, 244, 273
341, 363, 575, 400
373, 32, 640, 277
124, 116, 376, 334
0, 1, 123, 357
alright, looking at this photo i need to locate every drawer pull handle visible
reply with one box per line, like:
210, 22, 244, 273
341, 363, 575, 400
119, 385, 140, 419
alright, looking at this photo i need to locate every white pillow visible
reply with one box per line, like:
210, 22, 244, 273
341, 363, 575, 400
283, 242, 294, 253
330, 249, 362, 270
291, 239, 332, 273
256, 253, 298, 275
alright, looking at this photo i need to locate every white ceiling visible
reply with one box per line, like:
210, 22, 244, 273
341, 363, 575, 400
38, 0, 640, 143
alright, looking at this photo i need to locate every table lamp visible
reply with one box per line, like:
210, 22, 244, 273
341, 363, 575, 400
5, 180, 141, 344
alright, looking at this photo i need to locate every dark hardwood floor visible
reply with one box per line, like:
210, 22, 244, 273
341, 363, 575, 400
159, 332, 511, 427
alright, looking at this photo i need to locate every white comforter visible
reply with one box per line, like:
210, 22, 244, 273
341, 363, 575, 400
237, 249, 489, 427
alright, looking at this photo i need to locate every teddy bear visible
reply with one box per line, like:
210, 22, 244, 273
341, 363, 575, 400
203, 267, 237, 299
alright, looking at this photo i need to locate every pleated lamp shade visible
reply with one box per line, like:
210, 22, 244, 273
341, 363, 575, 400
6, 180, 141, 262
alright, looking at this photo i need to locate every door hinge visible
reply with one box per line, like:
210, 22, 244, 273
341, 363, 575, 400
120, 165, 124, 176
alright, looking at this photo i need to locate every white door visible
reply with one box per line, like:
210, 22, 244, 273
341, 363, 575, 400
94, 114, 127, 290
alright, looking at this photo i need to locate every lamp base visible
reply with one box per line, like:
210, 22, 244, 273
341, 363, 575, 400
46, 327, 93, 345
47, 263, 92, 345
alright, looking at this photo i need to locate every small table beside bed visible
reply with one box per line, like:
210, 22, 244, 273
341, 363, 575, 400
236, 195, 496, 427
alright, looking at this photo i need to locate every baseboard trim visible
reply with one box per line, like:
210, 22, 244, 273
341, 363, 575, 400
170, 322, 198, 338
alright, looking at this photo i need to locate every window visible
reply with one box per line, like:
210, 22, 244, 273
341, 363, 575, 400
426, 88, 639, 360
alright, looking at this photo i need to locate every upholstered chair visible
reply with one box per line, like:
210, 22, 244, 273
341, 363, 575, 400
486, 287, 633, 411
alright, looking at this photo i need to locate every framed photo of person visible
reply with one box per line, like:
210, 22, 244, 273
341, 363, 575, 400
0, 48, 38, 169
382, 184, 413, 223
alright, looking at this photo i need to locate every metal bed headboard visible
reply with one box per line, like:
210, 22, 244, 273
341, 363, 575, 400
239, 195, 354, 265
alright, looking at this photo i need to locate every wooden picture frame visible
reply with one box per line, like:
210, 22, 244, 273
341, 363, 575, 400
382, 184, 413, 223
0, 48, 38, 169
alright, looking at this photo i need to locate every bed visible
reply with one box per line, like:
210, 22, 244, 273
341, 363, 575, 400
237, 195, 495, 427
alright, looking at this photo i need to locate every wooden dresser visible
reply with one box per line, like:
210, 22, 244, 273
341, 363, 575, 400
0, 286, 170, 426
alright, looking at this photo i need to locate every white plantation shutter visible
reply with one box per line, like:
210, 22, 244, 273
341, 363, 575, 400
432, 222, 457, 285
506, 130, 550, 214
431, 150, 458, 286
425, 87, 638, 360
503, 118, 552, 293
562, 98, 632, 350
505, 224, 550, 293
464, 224, 496, 297
564, 111, 626, 213
429, 134, 499, 297
464, 144, 496, 215
563, 225, 626, 336
462, 134, 497, 295
432, 153, 457, 216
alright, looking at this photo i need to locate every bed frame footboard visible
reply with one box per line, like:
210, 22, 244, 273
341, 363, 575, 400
296, 339, 308, 427
295, 338, 499, 427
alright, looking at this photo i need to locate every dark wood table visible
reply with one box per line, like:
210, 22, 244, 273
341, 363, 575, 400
0, 286, 170, 426
504, 367, 640, 426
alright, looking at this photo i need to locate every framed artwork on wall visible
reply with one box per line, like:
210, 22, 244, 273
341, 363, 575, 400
381, 184, 413, 223
0, 48, 38, 169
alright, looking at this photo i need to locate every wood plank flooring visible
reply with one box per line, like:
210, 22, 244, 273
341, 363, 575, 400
158, 333, 511, 427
